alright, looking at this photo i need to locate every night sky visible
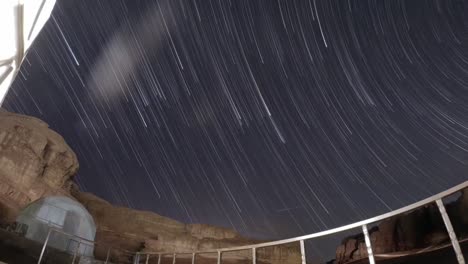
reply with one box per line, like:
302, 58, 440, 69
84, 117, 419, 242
4, 0, 468, 243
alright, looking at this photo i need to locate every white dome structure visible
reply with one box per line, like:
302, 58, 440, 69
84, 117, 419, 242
17, 196, 96, 257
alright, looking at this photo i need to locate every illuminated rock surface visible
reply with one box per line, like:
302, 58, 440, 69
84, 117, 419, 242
0, 109, 78, 221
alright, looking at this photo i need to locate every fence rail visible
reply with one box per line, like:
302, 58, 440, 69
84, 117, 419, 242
37, 227, 134, 264
38, 181, 468, 264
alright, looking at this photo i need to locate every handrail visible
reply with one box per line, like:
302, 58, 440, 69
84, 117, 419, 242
44, 227, 136, 254
37, 181, 468, 264
37, 226, 135, 264
141, 180, 468, 255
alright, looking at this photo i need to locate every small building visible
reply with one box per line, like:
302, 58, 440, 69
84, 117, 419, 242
16, 196, 96, 257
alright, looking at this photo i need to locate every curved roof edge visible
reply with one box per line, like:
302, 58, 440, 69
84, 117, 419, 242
0, 0, 56, 105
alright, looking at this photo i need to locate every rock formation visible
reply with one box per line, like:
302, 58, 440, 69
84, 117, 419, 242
71, 189, 300, 263
334, 190, 468, 264
0, 109, 78, 221
0, 109, 300, 264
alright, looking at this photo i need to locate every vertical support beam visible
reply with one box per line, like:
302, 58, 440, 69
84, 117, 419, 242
134, 253, 138, 264
217, 251, 221, 264
192, 253, 196, 264
145, 254, 150, 264
299, 240, 307, 264
172, 253, 176, 264
436, 199, 466, 264
362, 224, 375, 264
65, 239, 72, 252
157, 254, 161, 264
71, 240, 81, 264
252, 248, 256, 264
104, 248, 111, 264
37, 228, 52, 264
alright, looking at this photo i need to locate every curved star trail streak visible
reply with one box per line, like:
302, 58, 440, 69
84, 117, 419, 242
4, 0, 468, 241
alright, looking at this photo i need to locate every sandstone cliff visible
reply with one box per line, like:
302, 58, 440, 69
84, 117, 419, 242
71, 190, 300, 263
0, 109, 300, 264
0, 109, 78, 221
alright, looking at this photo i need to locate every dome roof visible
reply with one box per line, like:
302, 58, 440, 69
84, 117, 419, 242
17, 196, 96, 256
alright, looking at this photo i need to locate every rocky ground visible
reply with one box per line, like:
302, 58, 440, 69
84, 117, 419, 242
340, 239, 468, 264
0, 227, 74, 263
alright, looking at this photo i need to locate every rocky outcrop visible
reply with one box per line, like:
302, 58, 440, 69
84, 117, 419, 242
334, 190, 468, 264
0, 109, 78, 221
0, 109, 300, 264
71, 189, 300, 264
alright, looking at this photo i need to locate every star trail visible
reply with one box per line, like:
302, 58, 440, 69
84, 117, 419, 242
4, 0, 468, 241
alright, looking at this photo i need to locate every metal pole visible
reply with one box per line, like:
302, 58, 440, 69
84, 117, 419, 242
362, 224, 375, 264
157, 254, 161, 264
299, 240, 307, 264
192, 253, 196, 264
71, 240, 81, 264
104, 247, 111, 264
172, 253, 176, 264
37, 228, 52, 264
66, 239, 72, 252
252, 248, 256, 264
436, 199, 466, 264
145, 254, 150, 264
134, 252, 140, 264
217, 251, 221, 264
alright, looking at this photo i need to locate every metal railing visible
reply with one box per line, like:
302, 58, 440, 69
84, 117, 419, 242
37, 227, 134, 264
135, 181, 468, 264
37, 181, 468, 264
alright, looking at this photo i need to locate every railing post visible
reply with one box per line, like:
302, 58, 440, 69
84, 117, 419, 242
37, 228, 52, 264
104, 247, 111, 264
71, 240, 81, 264
191, 253, 196, 264
217, 251, 221, 264
134, 252, 140, 264
362, 224, 375, 264
300, 240, 307, 264
172, 253, 176, 264
252, 248, 256, 264
66, 238, 72, 252
436, 199, 466, 264
145, 253, 150, 264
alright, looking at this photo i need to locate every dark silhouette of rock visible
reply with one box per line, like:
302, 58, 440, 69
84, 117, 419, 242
334, 191, 468, 264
